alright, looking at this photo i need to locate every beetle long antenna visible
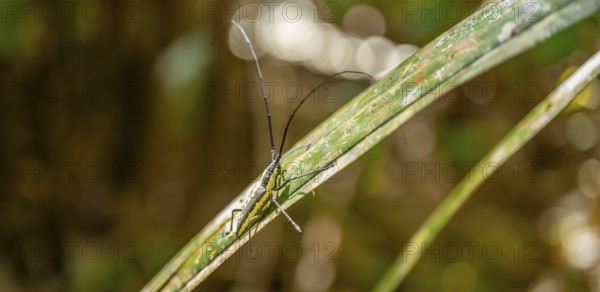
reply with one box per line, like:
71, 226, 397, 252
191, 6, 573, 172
278, 71, 374, 156
231, 20, 276, 160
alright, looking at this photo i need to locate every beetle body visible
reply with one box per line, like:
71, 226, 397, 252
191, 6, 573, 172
235, 158, 281, 237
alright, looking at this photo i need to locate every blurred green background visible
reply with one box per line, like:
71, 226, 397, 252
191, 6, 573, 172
1, 0, 600, 291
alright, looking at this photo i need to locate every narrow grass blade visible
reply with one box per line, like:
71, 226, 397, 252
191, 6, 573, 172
375, 50, 600, 292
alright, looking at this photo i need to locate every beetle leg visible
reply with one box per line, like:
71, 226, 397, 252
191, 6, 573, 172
270, 196, 302, 233
224, 209, 243, 237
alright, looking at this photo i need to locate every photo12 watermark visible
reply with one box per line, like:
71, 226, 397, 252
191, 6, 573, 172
396, 1, 542, 24
201, 80, 347, 105
0, 241, 139, 264
0, 161, 140, 184
202, 241, 339, 264
400, 161, 539, 184
395, 80, 541, 106
0, 81, 140, 105
401, 241, 540, 264
1, 1, 140, 24
200, 161, 339, 184
198, 1, 339, 24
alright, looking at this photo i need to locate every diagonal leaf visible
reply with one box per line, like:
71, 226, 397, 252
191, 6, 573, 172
143, 0, 600, 290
